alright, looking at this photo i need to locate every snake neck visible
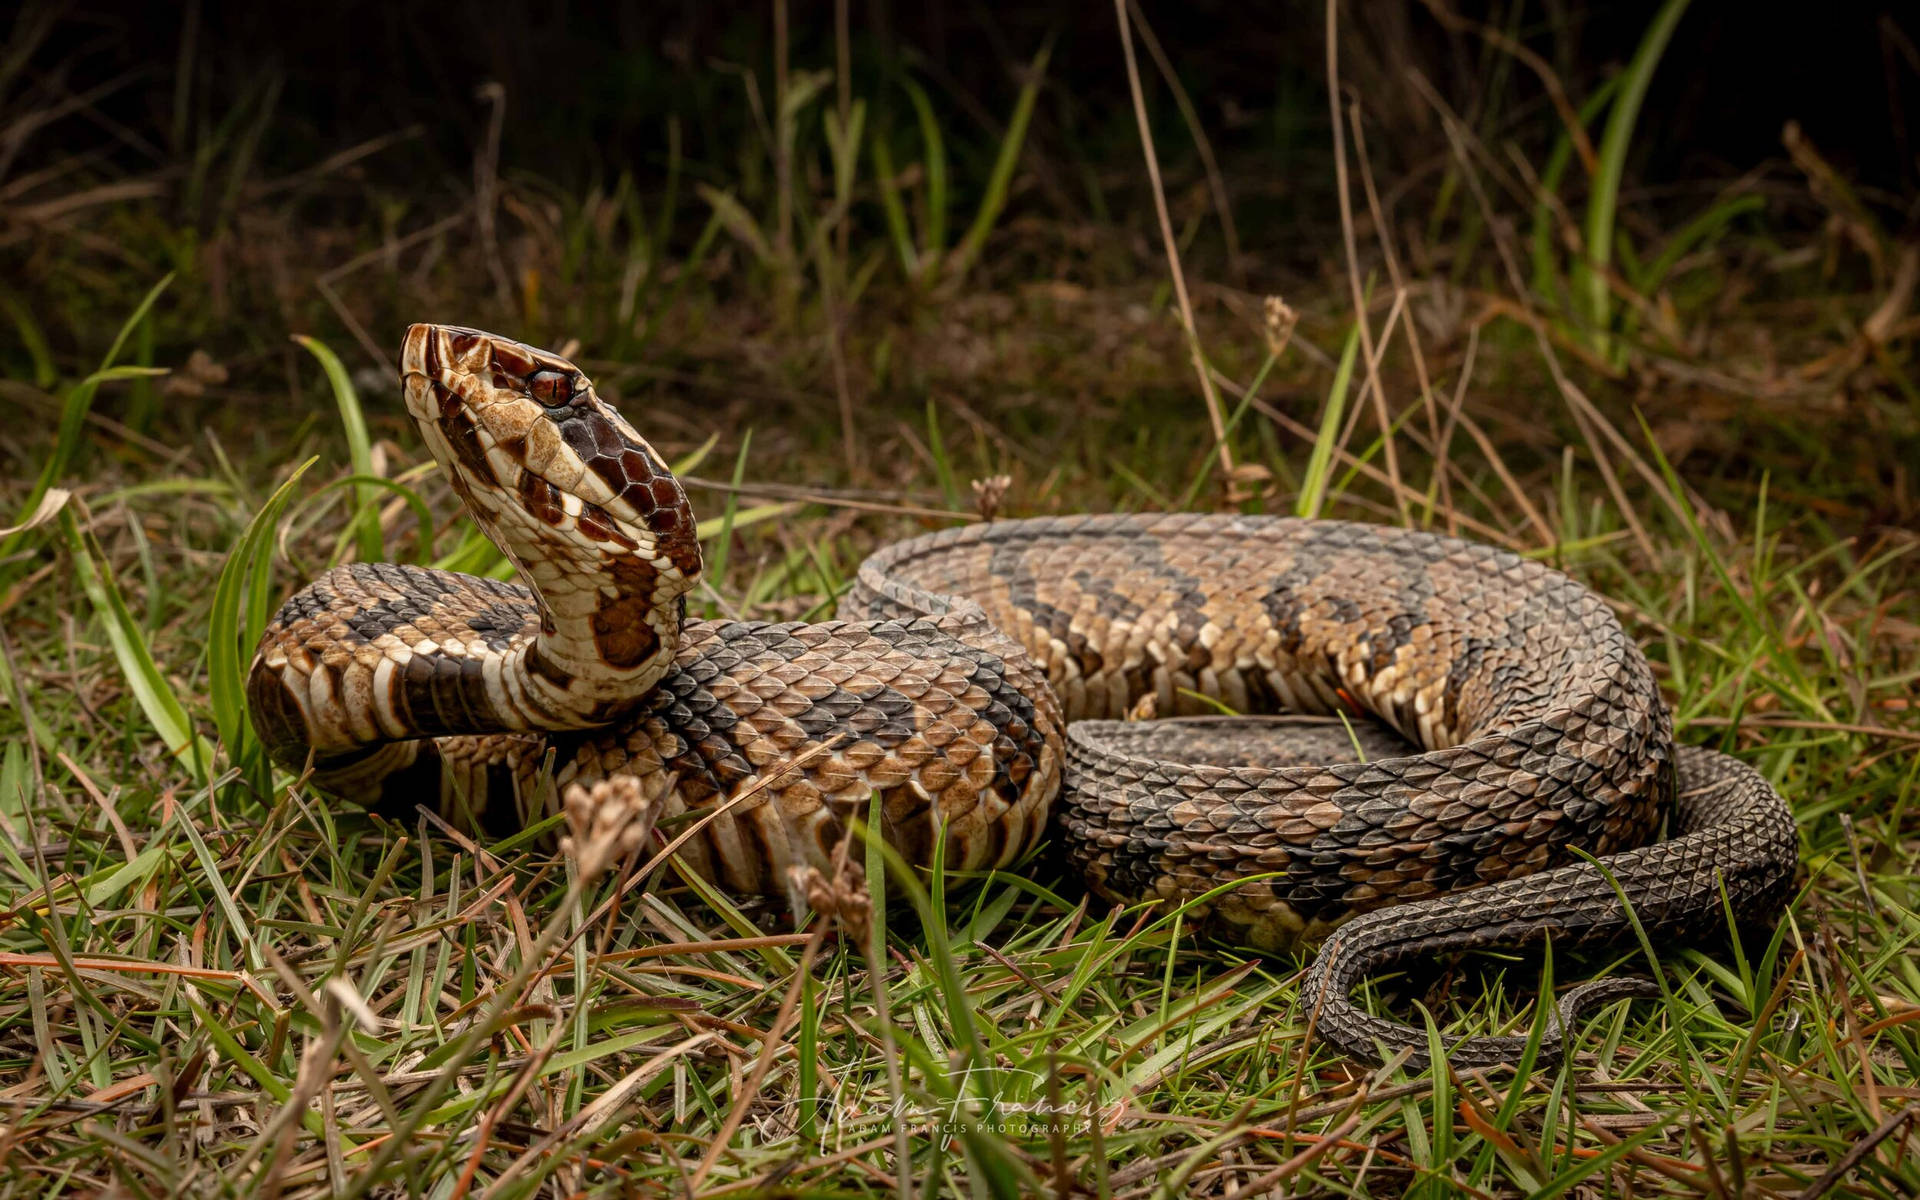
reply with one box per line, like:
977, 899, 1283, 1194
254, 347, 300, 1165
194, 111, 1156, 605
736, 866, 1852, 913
403, 324, 703, 729
248, 327, 705, 777
495, 540, 693, 728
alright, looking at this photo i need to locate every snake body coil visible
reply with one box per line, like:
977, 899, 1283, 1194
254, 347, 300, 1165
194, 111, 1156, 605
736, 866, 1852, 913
249, 325, 1798, 1068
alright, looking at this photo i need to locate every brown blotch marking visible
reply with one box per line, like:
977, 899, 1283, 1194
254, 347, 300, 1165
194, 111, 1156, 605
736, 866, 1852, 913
488, 339, 539, 380
592, 557, 664, 669
560, 415, 640, 504
580, 421, 639, 499
448, 331, 484, 363
575, 421, 697, 575
442, 410, 498, 487
422, 329, 444, 377
644, 478, 703, 579
431, 379, 462, 420
518, 470, 564, 526
619, 449, 654, 488
577, 500, 639, 550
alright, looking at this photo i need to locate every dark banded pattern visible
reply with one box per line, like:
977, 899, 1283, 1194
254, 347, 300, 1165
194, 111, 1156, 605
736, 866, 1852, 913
248, 325, 1798, 1070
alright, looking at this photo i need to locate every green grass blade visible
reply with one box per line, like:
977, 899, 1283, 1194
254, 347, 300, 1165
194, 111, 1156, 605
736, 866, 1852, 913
325, 474, 437, 565
1, 292, 57, 388
824, 97, 867, 238
1579, 0, 1690, 361
670, 430, 721, 477
693, 500, 793, 543
640, 207, 725, 345
1175, 346, 1278, 511
901, 76, 949, 268
703, 431, 752, 603
292, 334, 384, 563
1296, 321, 1361, 519
0, 740, 27, 821
926, 398, 961, 511
1532, 1117, 1676, 1199
870, 132, 921, 280
1423, 1010, 1452, 1196
208, 458, 317, 790
945, 40, 1052, 287
653, 114, 682, 266
1634, 194, 1764, 295
171, 782, 260, 967
4, 274, 173, 567
124, 312, 158, 434
1527, 77, 1619, 305
61, 507, 214, 786
696, 184, 775, 267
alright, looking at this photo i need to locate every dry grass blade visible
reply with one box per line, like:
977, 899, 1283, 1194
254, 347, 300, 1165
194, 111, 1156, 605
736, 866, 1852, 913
1114, 0, 1233, 487
1325, 0, 1408, 525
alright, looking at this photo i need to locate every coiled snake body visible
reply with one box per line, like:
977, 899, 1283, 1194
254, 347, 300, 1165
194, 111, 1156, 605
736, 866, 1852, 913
249, 325, 1798, 1068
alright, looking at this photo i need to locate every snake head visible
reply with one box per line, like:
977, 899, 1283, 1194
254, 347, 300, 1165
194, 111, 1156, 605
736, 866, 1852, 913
400, 324, 702, 679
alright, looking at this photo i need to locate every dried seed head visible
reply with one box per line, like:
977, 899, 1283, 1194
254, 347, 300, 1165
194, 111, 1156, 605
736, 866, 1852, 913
162, 349, 231, 398
560, 775, 655, 879
785, 862, 872, 944
1262, 296, 1299, 357
971, 474, 1013, 522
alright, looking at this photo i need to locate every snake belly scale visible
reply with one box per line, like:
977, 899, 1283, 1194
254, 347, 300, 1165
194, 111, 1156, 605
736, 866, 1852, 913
248, 325, 1798, 1068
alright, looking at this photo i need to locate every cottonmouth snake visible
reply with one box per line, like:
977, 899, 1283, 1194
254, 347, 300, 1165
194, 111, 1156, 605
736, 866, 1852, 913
247, 324, 1798, 1069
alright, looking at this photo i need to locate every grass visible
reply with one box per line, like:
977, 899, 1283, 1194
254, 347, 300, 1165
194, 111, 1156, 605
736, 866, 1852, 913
1, 5, 1918, 1197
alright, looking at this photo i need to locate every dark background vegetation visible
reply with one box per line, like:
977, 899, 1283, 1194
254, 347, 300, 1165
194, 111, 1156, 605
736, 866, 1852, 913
27, 3, 1920, 193
9, 2, 1917, 502
2, 1, 1918, 1195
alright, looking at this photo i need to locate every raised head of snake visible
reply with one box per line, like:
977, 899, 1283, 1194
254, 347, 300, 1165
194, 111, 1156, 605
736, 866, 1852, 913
251, 323, 1063, 844
400, 323, 702, 724
245, 327, 705, 801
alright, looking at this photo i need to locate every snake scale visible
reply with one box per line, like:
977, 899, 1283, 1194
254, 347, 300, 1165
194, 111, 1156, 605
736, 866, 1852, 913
247, 324, 1799, 1068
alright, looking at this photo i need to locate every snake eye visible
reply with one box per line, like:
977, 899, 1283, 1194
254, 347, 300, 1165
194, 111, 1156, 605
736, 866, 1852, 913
527, 369, 576, 410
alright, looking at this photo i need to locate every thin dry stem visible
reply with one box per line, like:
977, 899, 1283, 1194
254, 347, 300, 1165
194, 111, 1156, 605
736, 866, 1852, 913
1114, 0, 1234, 486
1125, 0, 1244, 282
1407, 68, 1671, 560
1326, 0, 1409, 525
1346, 100, 1453, 528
